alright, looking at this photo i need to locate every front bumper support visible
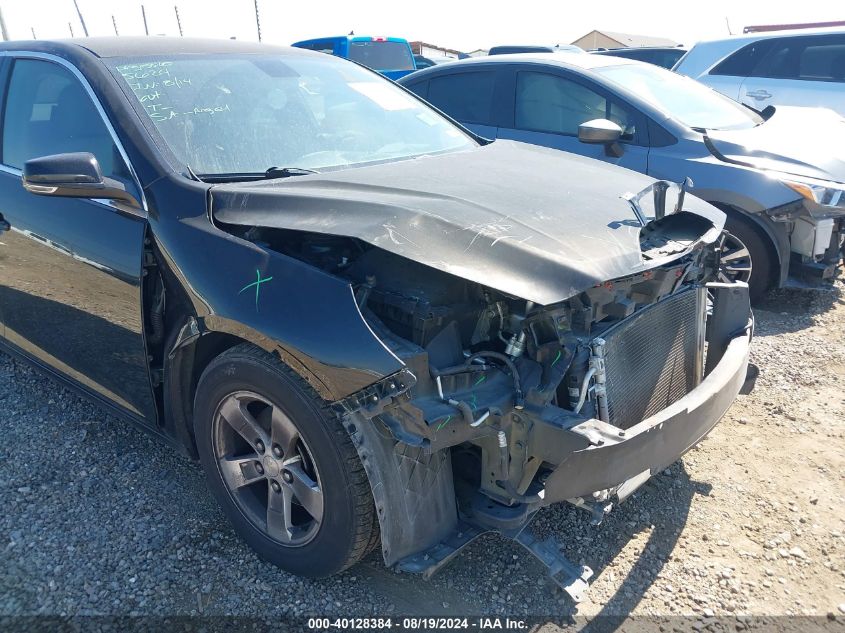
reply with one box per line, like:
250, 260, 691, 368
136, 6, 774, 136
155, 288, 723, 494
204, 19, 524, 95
515, 528, 593, 602
542, 283, 752, 504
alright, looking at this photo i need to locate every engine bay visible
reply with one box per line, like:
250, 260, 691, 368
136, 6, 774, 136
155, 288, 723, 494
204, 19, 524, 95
230, 214, 721, 510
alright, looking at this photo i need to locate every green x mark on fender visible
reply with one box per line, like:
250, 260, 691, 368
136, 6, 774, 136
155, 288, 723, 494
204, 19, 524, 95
239, 269, 273, 312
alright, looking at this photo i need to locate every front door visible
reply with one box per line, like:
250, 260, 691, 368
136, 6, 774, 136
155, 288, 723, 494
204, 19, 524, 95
0, 56, 156, 422
496, 69, 649, 172
739, 34, 845, 118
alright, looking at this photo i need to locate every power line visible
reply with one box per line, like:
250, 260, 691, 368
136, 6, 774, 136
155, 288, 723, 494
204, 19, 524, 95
72, 0, 89, 37
0, 7, 9, 41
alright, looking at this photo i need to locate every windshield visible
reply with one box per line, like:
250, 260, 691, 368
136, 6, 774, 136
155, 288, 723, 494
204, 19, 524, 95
109, 53, 472, 176
348, 40, 414, 71
594, 63, 763, 130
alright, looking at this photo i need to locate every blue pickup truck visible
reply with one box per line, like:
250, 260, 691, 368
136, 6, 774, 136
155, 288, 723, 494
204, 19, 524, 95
292, 35, 416, 80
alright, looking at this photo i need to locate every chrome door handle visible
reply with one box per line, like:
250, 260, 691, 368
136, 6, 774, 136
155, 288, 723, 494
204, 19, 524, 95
746, 90, 772, 100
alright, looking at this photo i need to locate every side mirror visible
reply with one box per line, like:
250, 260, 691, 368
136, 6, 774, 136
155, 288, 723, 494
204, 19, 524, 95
577, 119, 624, 158
22, 152, 139, 206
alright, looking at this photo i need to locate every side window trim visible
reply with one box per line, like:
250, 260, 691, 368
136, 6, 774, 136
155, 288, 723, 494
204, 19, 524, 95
0, 50, 147, 213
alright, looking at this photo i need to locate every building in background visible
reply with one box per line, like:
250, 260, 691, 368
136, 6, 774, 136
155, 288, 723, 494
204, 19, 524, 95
466, 48, 489, 57
409, 41, 464, 59
571, 30, 679, 50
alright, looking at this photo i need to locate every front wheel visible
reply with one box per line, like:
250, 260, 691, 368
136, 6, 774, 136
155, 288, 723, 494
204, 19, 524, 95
194, 344, 378, 577
722, 215, 774, 303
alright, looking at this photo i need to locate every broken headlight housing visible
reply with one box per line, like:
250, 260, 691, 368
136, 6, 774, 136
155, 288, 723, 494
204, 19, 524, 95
779, 173, 845, 212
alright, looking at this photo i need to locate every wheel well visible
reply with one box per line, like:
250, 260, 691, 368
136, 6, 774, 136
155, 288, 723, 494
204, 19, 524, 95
708, 202, 782, 287
164, 325, 248, 458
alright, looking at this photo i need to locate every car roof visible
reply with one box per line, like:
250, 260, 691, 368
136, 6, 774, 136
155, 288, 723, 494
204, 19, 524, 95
293, 35, 409, 44
593, 45, 687, 52
694, 25, 844, 46
0, 36, 299, 58
402, 51, 636, 81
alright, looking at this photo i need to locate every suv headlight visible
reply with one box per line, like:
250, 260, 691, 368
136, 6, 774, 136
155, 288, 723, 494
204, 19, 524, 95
779, 174, 845, 210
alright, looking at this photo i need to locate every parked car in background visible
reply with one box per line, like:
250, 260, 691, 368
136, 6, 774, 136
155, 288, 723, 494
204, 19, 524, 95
0, 37, 752, 603
489, 44, 583, 55
413, 54, 457, 69
400, 54, 845, 300
673, 28, 845, 116
292, 34, 416, 79
592, 46, 687, 69
413, 54, 437, 69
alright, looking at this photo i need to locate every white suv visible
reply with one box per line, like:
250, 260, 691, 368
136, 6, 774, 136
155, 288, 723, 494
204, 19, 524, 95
674, 28, 845, 117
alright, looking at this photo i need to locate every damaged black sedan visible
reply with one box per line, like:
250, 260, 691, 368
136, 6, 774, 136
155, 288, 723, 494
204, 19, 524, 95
0, 38, 752, 601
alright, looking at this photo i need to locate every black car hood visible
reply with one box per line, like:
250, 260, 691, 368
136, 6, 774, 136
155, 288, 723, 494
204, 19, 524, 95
705, 106, 845, 183
211, 141, 723, 305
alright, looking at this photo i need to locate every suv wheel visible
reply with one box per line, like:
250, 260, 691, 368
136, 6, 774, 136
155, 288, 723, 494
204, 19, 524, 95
194, 344, 378, 577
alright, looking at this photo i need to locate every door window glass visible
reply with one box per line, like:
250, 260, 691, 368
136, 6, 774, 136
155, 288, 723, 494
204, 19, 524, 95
427, 71, 496, 124
2, 59, 131, 185
515, 71, 635, 139
752, 35, 845, 82
710, 40, 775, 77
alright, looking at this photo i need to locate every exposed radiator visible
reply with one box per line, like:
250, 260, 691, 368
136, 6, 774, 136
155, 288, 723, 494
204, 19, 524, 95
598, 288, 705, 430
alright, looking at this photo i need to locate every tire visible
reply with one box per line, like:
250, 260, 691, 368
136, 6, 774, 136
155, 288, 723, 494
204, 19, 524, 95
193, 343, 378, 577
723, 214, 774, 303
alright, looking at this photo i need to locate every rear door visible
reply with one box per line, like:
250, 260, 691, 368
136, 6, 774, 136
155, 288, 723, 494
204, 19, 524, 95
739, 34, 845, 116
412, 68, 503, 138
496, 66, 650, 172
697, 39, 776, 101
0, 54, 156, 423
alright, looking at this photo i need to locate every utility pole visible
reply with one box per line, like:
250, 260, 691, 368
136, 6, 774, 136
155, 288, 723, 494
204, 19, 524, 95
31, 26, 36, 39
141, 5, 149, 35
72, 0, 89, 36
174, 5, 183, 36
253, 0, 262, 42
68, 22, 74, 37
112, 14, 119, 35
0, 6, 9, 41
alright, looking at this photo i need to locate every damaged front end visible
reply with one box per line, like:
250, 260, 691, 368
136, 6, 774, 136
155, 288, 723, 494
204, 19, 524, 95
215, 177, 752, 602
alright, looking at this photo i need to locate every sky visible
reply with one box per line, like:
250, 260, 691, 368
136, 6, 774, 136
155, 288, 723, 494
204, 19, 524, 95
0, 0, 841, 52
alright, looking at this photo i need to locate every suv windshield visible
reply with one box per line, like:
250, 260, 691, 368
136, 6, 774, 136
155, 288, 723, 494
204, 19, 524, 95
595, 63, 763, 130
349, 41, 415, 71
109, 53, 472, 176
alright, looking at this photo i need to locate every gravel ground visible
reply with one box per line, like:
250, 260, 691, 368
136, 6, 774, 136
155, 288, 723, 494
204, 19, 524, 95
1, 282, 843, 627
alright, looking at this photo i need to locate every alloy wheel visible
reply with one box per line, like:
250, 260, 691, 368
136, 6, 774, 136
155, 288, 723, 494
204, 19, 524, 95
212, 391, 323, 546
717, 231, 753, 285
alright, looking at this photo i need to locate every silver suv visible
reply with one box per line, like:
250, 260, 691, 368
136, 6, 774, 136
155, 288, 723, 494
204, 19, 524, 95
674, 28, 845, 117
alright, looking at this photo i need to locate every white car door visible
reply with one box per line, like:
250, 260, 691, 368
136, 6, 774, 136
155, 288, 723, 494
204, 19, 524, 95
738, 34, 845, 117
